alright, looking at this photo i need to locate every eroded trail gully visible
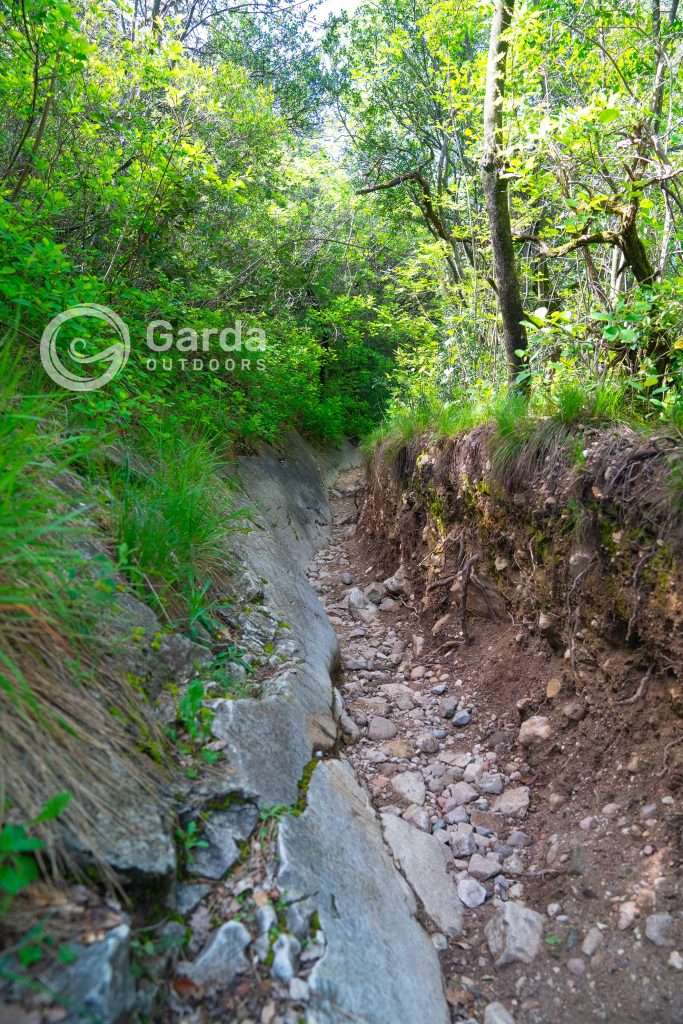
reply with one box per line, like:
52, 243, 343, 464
309, 466, 683, 1024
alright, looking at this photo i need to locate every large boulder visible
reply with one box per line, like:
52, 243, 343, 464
278, 761, 450, 1024
382, 814, 464, 937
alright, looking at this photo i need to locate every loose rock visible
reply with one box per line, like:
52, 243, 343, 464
485, 1002, 515, 1024
368, 717, 398, 740
458, 877, 487, 908
518, 716, 552, 747
485, 901, 544, 966
382, 814, 464, 936
645, 913, 674, 948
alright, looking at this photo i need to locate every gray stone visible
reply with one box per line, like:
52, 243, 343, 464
39, 923, 134, 1024
365, 581, 386, 604
382, 814, 464, 937
645, 913, 675, 947
210, 664, 337, 807
454, 710, 471, 726
450, 830, 477, 858
582, 926, 603, 957
189, 804, 258, 879
485, 1002, 515, 1024
272, 934, 301, 983
368, 716, 398, 740
278, 761, 450, 1024
439, 697, 458, 719
478, 772, 505, 796
468, 853, 502, 880
567, 957, 586, 976
464, 761, 484, 784
66, 798, 176, 880
507, 830, 531, 848
458, 877, 487, 908
179, 921, 250, 988
175, 882, 211, 915
391, 771, 426, 806
485, 901, 544, 966
492, 787, 530, 819
445, 806, 470, 825
447, 782, 478, 807
417, 733, 440, 754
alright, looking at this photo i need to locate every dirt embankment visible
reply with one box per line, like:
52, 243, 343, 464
361, 423, 683, 784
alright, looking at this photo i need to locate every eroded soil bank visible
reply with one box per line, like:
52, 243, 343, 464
312, 424, 682, 1023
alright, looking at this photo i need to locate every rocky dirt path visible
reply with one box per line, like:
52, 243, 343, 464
308, 466, 683, 1024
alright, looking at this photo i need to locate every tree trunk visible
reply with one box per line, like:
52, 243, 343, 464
482, 0, 528, 390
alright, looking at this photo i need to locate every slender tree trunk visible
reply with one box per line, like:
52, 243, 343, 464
482, 0, 527, 390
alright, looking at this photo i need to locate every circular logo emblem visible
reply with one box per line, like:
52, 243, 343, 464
40, 304, 130, 391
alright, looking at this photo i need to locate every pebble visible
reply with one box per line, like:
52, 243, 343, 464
391, 771, 426, 806
445, 806, 470, 825
368, 717, 397, 740
645, 913, 674, 947
478, 772, 505, 796
468, 852, 502, 880
417, 733, 440, 754
668, 951, 683, 970
454, 710, 471, 726
448, 781, 479, 807
507, 830, 531, 848
618, 901, 638, 931
439, 697, 458, 718
582, 927, 603, 957
484, 1002, 515, 1024
458, 877, 487, 908
451, 831, 478, 858
518, 716, 552, 746
567, 957, 586, 976
431, 932, 448, 951
492, 787, 530, 819
485, 902, 544, 966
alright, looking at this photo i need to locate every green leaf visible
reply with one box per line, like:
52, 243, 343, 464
0, 824, 44, 854
35, 792, 72, 824
0, 856, 40, 895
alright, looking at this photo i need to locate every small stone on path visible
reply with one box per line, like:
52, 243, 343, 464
484, 1002, 515, 1024
368, 717, 397, 740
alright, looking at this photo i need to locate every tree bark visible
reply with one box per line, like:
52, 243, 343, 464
482, 0, 527, 390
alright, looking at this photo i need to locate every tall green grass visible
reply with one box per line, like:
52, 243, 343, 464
364, 396, 489, 457
0, 347, 164, 882
116, 430, 249, 625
